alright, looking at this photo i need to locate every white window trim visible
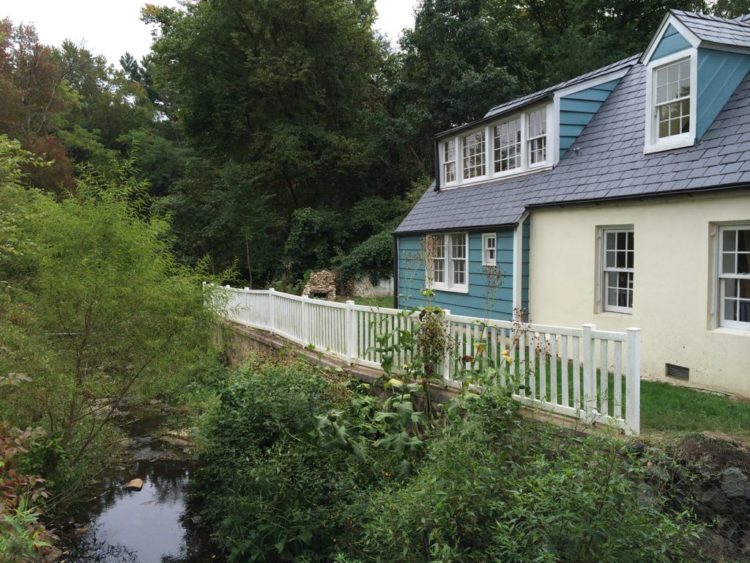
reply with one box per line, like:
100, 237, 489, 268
526, 106, 549, 169
644, 49, 697, 154
426, 232, 469, 294
717, 223, 750, 331
600, 227, 634, 315
460, 126, 489, 183
438, 102, 553, 189
482, 233, 497, 266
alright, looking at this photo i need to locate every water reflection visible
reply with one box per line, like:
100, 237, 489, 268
64, 413, 219, 562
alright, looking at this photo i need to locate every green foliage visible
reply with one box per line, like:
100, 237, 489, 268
196, 354, 703, 562
0, 169, 215, 501
355, 389, 701, 563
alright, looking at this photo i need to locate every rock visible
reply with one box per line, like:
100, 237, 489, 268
720, 467, 748, 498
698, 485, 730, 513
125, 478, 144, 491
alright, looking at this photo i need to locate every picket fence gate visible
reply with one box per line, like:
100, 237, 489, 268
209, 284, 641, 435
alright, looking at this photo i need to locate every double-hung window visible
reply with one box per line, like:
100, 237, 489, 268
442, 139, 457, 185
494, 118, 521, 173
719, 225, 750, 329
482, 233, 497, 266
462, 131, 486, 179
527, 107, 547, 166
646, 53, 695, 153
655, 58, 691, 140
426, 233, 468, 292
602, 228, 634, 313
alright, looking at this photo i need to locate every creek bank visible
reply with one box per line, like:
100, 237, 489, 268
673, 433, 750, 559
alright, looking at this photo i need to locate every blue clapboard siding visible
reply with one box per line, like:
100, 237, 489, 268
397, 231, 515, 320
651, 24, 691, 61
559, 79, 620, 159
697, 49, 750, 141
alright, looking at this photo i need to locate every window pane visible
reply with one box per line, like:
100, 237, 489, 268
738, 229, 750, 252
451, 234, 466, 257
740, 279, 750, 298
738, 253, 750, 275
627, 250, 634, 269
740, 301, 750, 322
453, 260, 465, 285
722, 252, 736, 275
725, 297, 737, 321
606, 232, 616, 250
726, 278, 737, 298
723, 229, 736, 251
606, 251, 615, 268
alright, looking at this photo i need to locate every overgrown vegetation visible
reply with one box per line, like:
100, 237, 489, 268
194, 352, 703, 562
0, 139, 218, 516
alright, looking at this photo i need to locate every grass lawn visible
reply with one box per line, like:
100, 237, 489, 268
641, 380, 750, 438
353, 295, 394, 308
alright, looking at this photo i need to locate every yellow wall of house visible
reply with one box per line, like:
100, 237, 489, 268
529, 191, 750, 397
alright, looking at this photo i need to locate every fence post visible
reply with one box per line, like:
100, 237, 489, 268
269, 288, 276, 333
582, 323, 596, 422
625, 327, 641, 435
345, 300, 356, 364
302, 295, 310, 346
442, 310, 452, 383
243, 287, 251, 326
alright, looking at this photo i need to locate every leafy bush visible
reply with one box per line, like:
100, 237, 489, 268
355, 389, 701, 563
196, 355, 703, 563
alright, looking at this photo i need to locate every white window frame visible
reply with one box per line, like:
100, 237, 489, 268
440, 138, 458, 187
493, 116, 523, 177
438, 103, 552, 189
718, 224, 750, 330
482, 233, 497, 266
601, 227, 634, 314
426, 232, 469, 293
526, 106, 548, 168
461, 127, 489, 182
644, 50, 697, 154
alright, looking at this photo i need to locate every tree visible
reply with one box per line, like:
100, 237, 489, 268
0, 141, 215, 497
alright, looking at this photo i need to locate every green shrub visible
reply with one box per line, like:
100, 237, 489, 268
355, 389, 701, 563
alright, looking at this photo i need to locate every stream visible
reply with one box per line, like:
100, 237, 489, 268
61, 409, 221, 562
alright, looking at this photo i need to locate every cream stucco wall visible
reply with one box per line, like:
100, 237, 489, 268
529, 191, 750, 397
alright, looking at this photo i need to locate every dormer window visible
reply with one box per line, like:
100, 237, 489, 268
438, 102, 552, 188
527, 107, 547, 166
655, 58, 691, 139
645, 52, 696, 154
494, 118, 521, 172
462, 131, 486, 179
442, 139, 457, 185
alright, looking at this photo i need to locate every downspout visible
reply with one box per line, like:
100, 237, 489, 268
393, 234, 399, 309
512, 211, 530, 316
433, 139, 441, 192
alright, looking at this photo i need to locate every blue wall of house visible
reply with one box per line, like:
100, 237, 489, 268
651, 24, 691, 60
697, 49, 750, 140
397, 230, 515, 320
559, 79, 620, 159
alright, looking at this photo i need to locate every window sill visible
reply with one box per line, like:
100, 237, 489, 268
596, 309, 633, 318
711, 327, 750, 337
432, 285, 470, 295
644, 135, 695, 155
440, 164, 554, 190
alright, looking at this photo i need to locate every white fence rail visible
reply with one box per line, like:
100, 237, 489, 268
211, 285, 641, 435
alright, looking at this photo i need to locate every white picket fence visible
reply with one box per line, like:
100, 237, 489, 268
210, 285, 641, 435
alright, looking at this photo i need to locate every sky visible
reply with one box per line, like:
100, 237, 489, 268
2, 0, 419, 66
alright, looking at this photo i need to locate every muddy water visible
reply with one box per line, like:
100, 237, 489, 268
63, 411, 221, 562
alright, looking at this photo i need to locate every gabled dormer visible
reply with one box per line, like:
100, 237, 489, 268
434, 58, 635, 190
641, 10, 750, 154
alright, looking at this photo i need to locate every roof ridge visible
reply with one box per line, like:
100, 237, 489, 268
484, 54, 639, 117
671, 8, 750, 28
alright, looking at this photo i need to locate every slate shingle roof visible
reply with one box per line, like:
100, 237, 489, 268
671, 9, 750, 48
483, 55, 639, 120
395, 63, 750, 235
